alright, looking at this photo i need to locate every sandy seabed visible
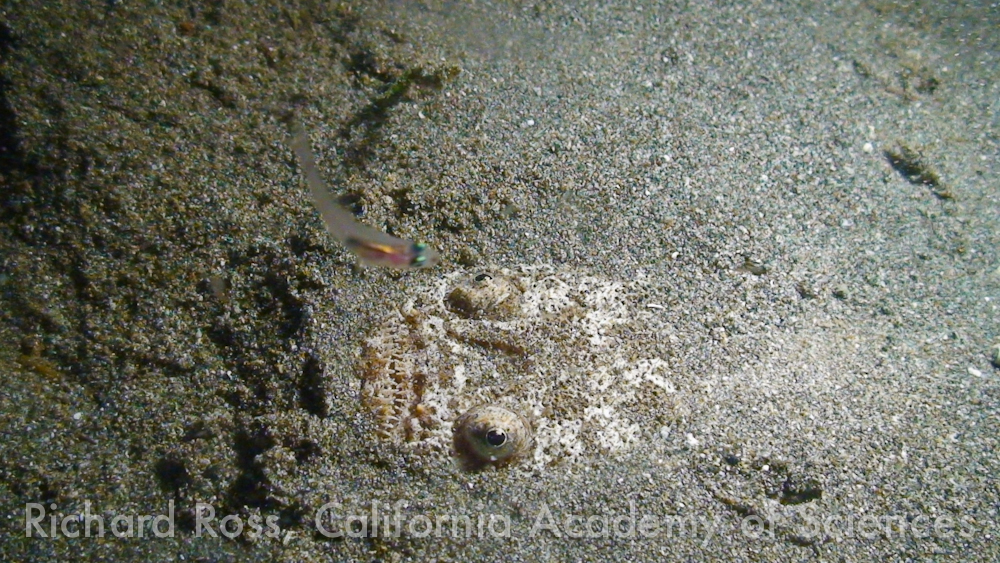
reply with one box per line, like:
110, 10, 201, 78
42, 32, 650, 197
0, 1, 997, 561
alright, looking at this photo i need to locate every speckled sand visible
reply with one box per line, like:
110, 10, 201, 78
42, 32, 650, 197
0, 1, 997, 561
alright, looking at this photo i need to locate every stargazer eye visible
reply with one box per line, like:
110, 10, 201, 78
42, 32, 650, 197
485, 429, 507, 447
452, 405, 531, 471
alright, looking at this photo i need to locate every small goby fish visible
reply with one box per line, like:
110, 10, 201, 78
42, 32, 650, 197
288, 121, 440, 270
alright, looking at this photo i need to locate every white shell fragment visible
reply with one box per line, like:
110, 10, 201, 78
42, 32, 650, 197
358, 265, 679, 470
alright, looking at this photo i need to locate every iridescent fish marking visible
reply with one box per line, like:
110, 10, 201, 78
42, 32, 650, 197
288, 120, 440, 270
